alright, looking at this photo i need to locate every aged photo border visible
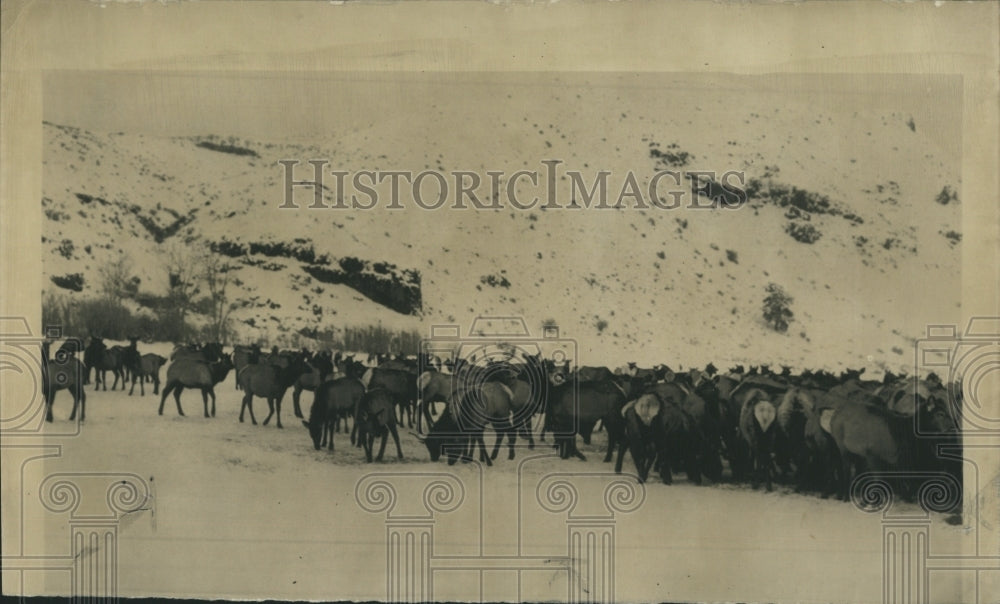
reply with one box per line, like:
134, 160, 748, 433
2, 1, 998, 602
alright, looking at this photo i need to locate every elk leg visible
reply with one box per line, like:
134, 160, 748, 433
68, 389, 79, 422
275, 395, 284, 429
820, 439, 838, 499
614, 434, 629, 474
158, 382, 173, 415
129, 374, 135, 396
765, 459, 773, 492
490, 424, 504, 461
243, 393, 258, 425
153, 375, 159, 396
557, 435, 570, 460
521, 418, 535, 449
419, 401, 434, 433
376, 431, 389, 462
362, 430, 373, 462
603, 428, 616, 463
389, 423, 403, 460
210, 389, 217, 417
458, 438, 473, 464
507, 424, 516, 460
292, 386, 303, 419
202, 390, 210, 418
262, 398, 275, 426
479, 435, 493, 467
838, 450, 854, 502
686, 451, 703, 486
658, 447, 673, 485
704, 442, 723, 483
44, 387, 54, 422
78, 388, 86, 422
173, 386, 186, 416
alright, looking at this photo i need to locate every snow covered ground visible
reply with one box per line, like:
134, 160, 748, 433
29, 356, 970, 603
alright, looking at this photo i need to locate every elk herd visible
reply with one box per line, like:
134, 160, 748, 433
40, 337, 963, 511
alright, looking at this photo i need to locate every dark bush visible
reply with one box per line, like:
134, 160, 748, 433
57, 239, 75, 259
936, 186, 959, 205
51, 273, 84, 292
339, 256, 365, 274
195, 140, 260, 158
785, 221, 822, 244
480, 273, 511, 288
762, 283, 794, 333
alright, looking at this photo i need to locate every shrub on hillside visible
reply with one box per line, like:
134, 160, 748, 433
785, 221, 821, 244
195, 140, 260, 158
762, 283, 794, 333
51, 273, 85, 292
936, 186, 959, 205
480, 273, 511, 288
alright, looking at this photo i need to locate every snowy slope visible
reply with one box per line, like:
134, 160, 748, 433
41, 74, 961, 373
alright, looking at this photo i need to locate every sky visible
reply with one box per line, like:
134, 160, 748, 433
42, 71, 961, 160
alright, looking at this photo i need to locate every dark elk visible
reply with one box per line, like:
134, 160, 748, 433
292, 350, 334, 419
776, 388, 840, 497
128, 353, 167, 396
416, 370, 455, 433
504, 375, 544, 450
365, 367, 419, 428
355, 388, 404, 463
159, 353, 234, 418
120, 336, 142, 387
414, 381, 517, 465
824, 378, 960, 506
84, 337, 125, 391
649, 381, 723, 484
576, 365, 615, 383
41, 340, 87, 423
618, 384, 705, 485
738, 388, 779, 491
303, 376, 365, 451
618, 393, 663, 483
414, 405, 464, 465
544, 376, 628, 462
718, 375, 788, 481
238, 352, 310, 429
232, 344, 258, 391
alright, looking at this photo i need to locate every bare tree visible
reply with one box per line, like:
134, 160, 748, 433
203, 249, 236, 343
163, 242, 201, 330
98, 254, 137, 301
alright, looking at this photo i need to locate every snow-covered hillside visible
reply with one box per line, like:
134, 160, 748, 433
41, 73, 961, 373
